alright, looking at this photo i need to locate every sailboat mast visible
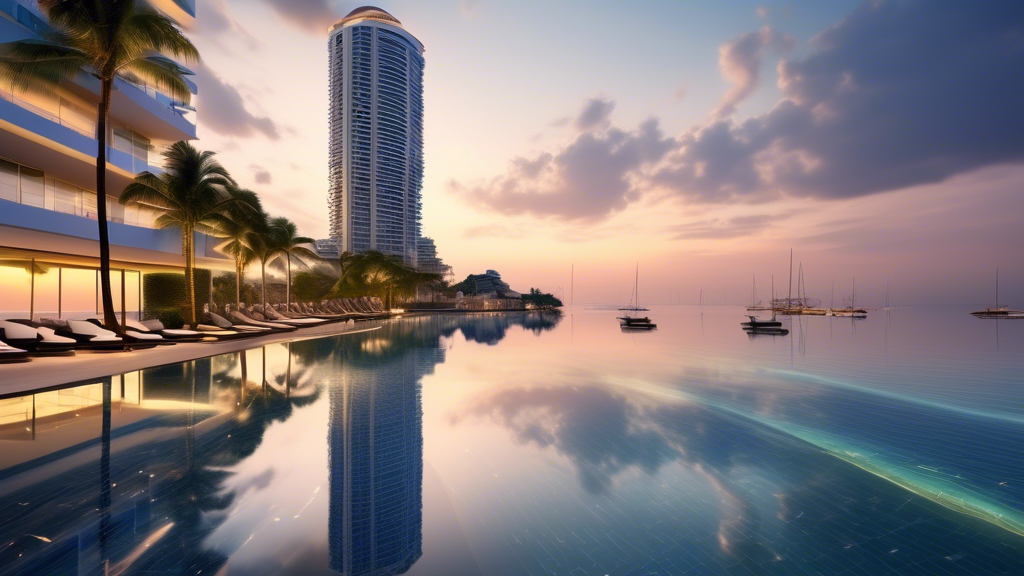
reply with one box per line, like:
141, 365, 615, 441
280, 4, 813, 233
996, 267, 999, 308
635, 263, 639, 310
788, 249, 793, 307
799, 263, 804, 303
570, 264, 574, 306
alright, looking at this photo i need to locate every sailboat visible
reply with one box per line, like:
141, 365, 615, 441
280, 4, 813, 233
829, 278, 867, 318
971, 268, 1024, 318
618, 264, 655, 329
618, 264, 650, 312
746, 275, 772, 311
883, 278, 897, 312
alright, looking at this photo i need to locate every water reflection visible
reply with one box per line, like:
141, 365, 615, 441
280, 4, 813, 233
0, 344, 321, 575
322, 313, 560, 574
7, 308, 1021, 574
327, 332, 425, 574
452, 382, 1024, 572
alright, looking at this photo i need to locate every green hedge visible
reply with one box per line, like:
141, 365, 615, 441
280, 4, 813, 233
143, 270, 211, 328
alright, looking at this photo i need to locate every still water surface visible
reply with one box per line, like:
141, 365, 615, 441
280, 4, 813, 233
1, 307, 1023, 575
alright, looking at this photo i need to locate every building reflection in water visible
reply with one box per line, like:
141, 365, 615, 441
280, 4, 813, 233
0, 342, 321, 575
325, 311, 561, 575
327, 319, 436, 575
0, 312, 561, 575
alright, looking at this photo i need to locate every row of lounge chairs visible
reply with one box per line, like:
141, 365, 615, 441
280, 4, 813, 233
0, 297, 390, 363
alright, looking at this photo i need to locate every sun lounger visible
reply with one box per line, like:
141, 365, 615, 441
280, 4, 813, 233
0, 338, 29, 363
285, 302, 350, 320
85, 319, 175, 347
1, 319, 76, 356
256, 305, 332, 325
36, 318, 127, 351
132, 319, 210, 342
229, 310, 297, 331
193, 323, 262, 340
205, 312, 273, 333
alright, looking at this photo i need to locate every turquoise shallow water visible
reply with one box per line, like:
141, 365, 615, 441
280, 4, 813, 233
1, 307, 1023, 575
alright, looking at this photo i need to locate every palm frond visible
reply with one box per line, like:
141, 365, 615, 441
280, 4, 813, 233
0, 40, 89, 94
118, 57, 193, 102
117, 10, 199, 65
153, 212, 184, 230
120, 188, 177, 213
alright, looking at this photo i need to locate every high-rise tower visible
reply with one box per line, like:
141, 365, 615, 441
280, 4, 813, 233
328, 7, 424, 266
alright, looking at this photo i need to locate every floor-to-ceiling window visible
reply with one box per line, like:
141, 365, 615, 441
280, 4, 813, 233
0, 259, 142, 322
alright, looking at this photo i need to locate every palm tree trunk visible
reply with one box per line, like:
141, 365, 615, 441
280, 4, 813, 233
235, 258, 242, 308
286, 253, 291, 307
261, 259, 267, 309
96, 78, 120, 333
184, 225, 196, 325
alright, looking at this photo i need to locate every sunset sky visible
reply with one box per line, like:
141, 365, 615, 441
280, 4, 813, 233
189, 0, 1024, 306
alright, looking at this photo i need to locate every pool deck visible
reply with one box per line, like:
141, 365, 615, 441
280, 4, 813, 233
0, 319, 382, 398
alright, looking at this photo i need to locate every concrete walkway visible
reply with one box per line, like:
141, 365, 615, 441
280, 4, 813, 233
0, 320, 382, 398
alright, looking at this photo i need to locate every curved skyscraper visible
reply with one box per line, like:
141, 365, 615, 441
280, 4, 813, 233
328, 7, 424, 266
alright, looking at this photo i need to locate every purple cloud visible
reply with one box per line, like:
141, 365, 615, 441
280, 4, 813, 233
712, 27, 794, 119
658, 0, 1024, 201
575, 98, 616, 132
197, 67, 281, 140
260, 0, 341, 34
452, 117, 675, 221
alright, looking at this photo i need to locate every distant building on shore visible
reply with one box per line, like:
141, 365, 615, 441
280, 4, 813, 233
459, 270, 522, 299
327, 6, 424, 267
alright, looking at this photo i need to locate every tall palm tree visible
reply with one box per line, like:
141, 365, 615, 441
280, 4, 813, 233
268, 217, 318, 306
0, 0, 199, 332
120, 142, 237, 324
216, 188, 263, 308
249, 213, 284, 310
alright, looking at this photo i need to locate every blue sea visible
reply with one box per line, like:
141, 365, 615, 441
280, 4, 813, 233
1, 306, 1022, 575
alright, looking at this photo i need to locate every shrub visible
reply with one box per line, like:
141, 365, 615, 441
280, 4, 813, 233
143, 270, 211, 324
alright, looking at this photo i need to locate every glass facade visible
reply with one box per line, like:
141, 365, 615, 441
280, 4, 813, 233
328, 12, 424, 266
0, 156, 159, 226
0, 260, 142, 321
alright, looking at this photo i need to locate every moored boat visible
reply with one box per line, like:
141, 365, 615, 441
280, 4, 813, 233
741, 315, 782, 328
970, 268, 1023, 318
744, 326, 789, 336
618, 264, 654, 327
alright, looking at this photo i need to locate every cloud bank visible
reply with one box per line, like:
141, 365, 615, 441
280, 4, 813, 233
455, 0, 1024, 225
712, 27, 794, 119
261, 0, 341, 33
197, 67, 281, 140
452, 115, 675, 221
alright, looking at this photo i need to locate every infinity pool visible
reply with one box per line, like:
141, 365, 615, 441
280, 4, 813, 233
1, 307, 1022, 575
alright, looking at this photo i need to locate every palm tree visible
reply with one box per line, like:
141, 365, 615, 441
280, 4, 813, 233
216, 188, 263, 308
338, 250, 356, 279
120, 142, 237, 324
249, 214, 284, 310
331, 250, 440, 309
267, 217, 318, 307
0, 0, 199, 332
